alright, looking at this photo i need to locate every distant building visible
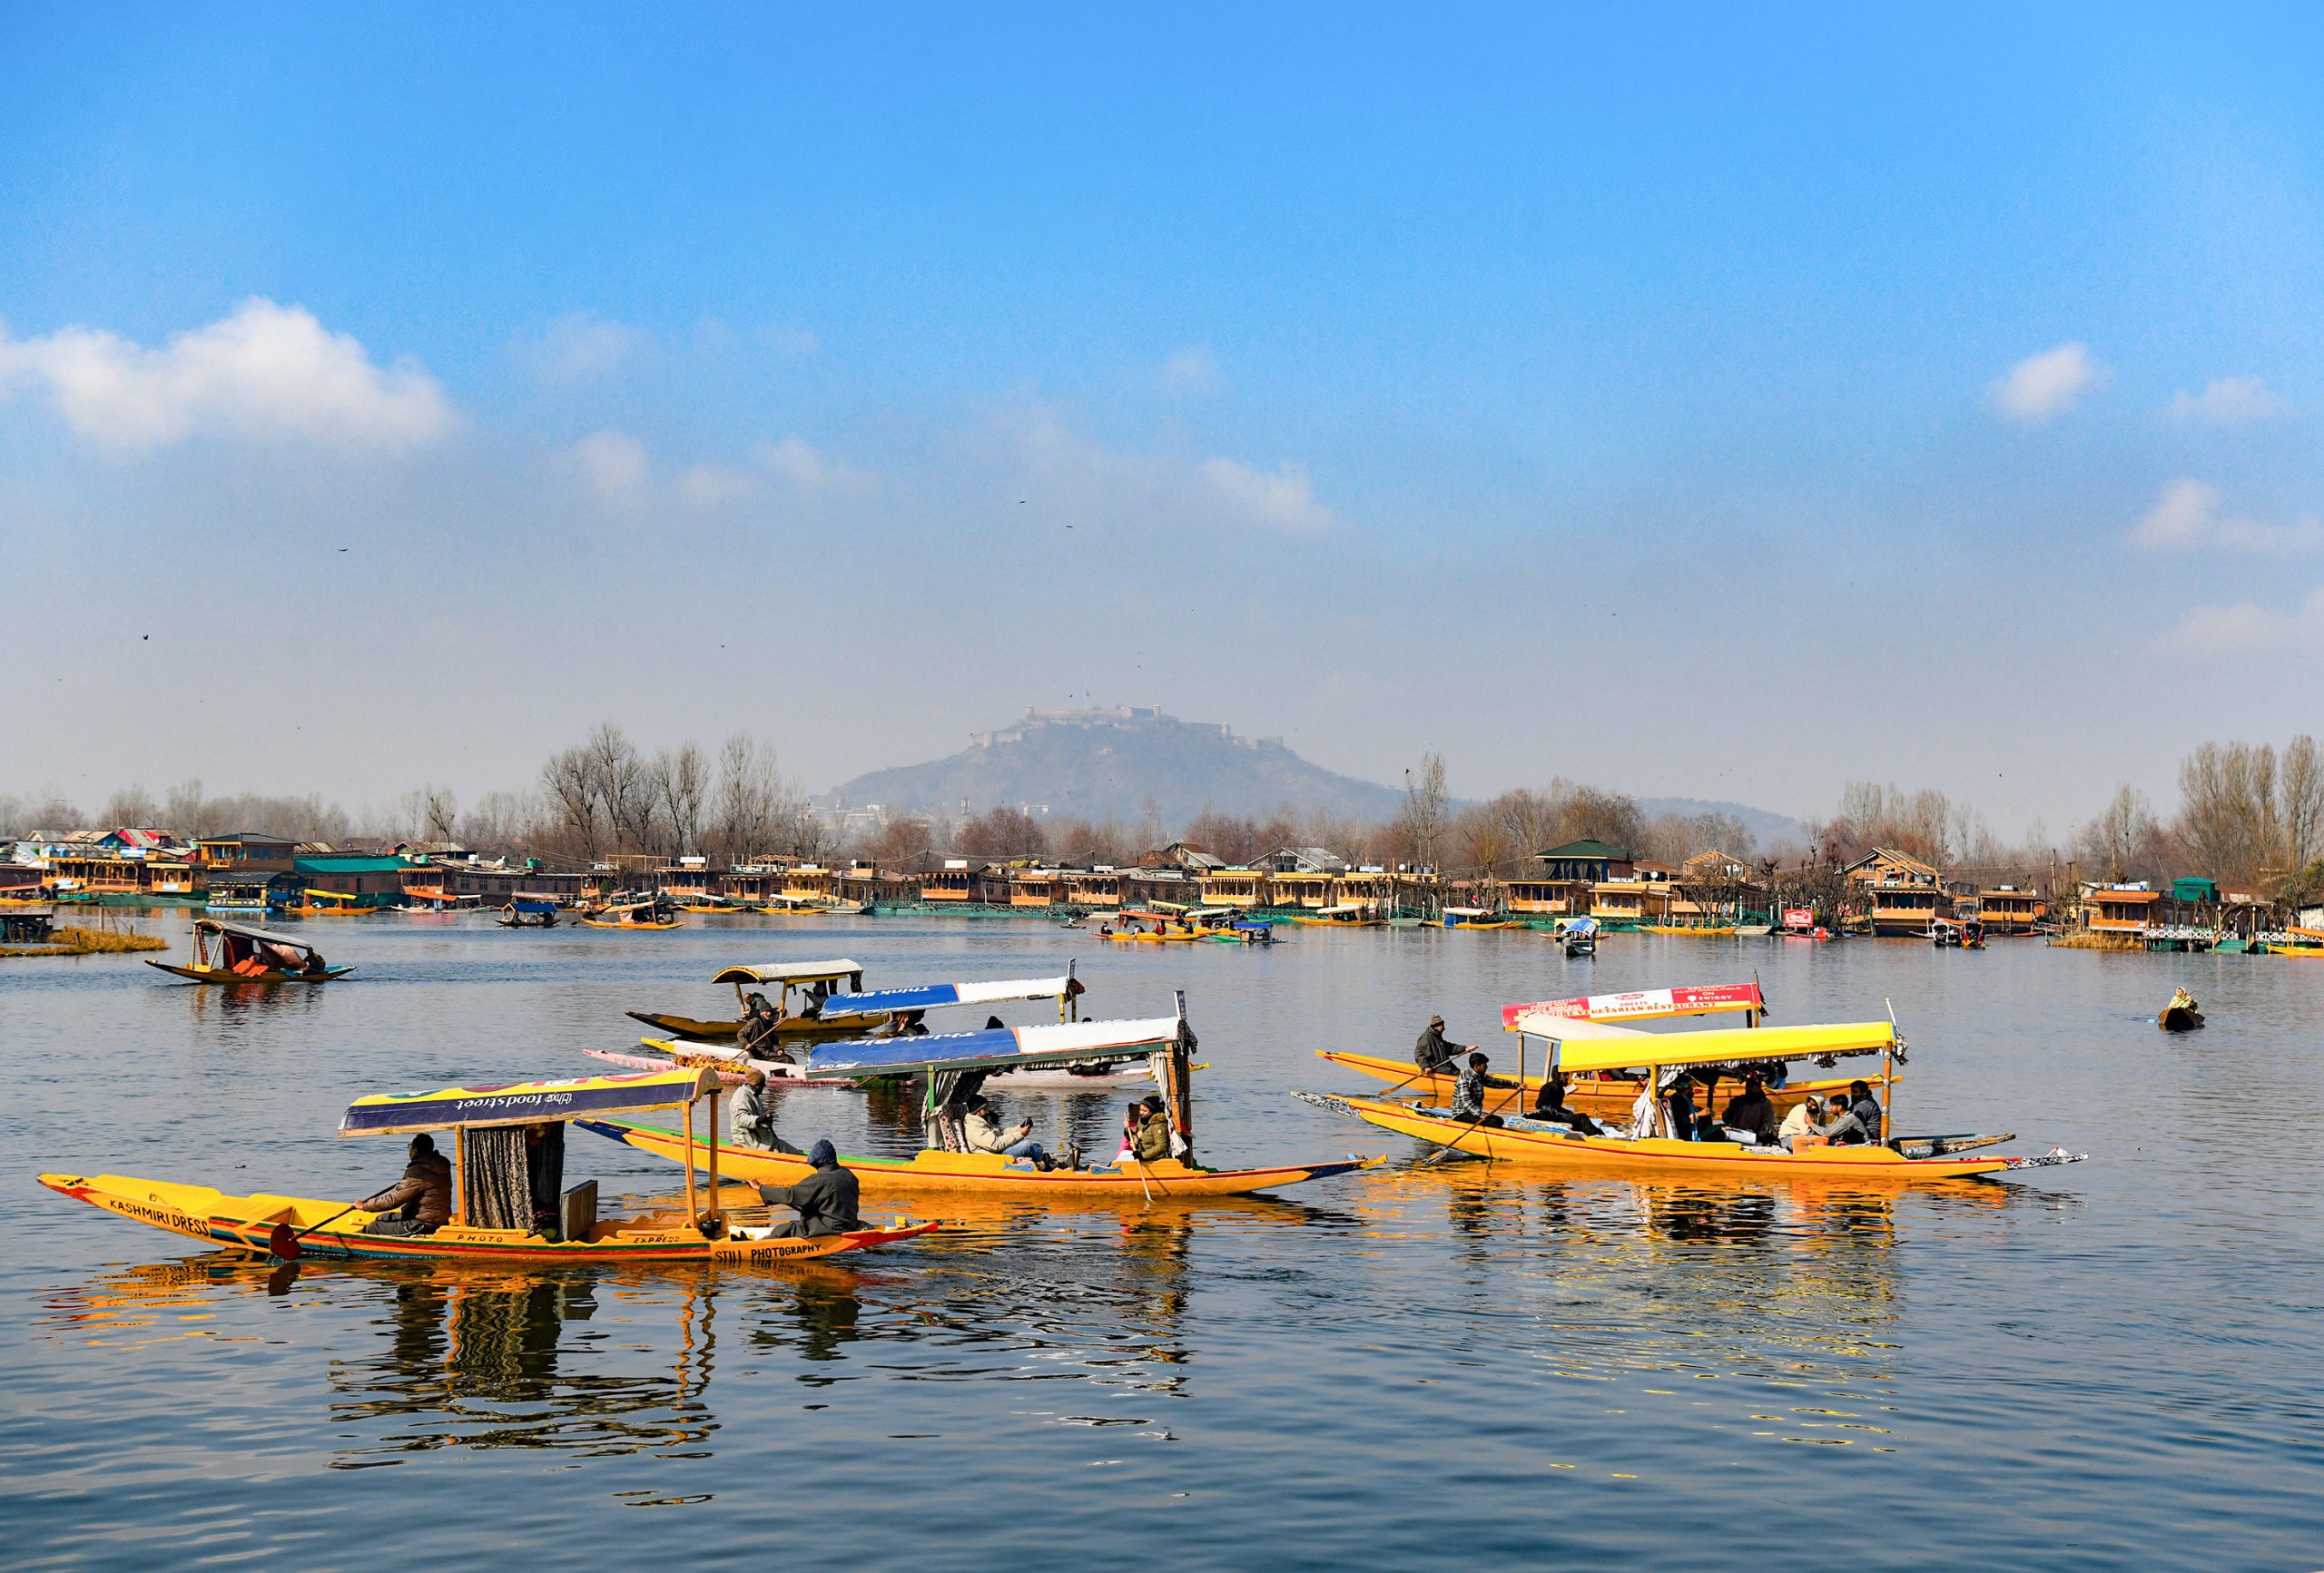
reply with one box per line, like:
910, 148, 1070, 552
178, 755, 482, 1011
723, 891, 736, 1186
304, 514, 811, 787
194, 832, 300, 872
1840, 847, 1945, 936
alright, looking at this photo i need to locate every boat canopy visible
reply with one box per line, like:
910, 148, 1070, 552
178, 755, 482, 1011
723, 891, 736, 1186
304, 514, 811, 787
831, 972, 1078, 1017
1313, 903, 1366, 916
340, 1067, 719, 1136
712, 959, 865, 986
1502, 981, 1764, 1035
1187, 908, 1234, 921
1544, 1021, 1892, 1077
803, 1016, 1178, 1079
190, 918, 324, 953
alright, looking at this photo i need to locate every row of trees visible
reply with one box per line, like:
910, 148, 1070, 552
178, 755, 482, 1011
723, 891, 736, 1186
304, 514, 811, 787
9, 729, 2320, 906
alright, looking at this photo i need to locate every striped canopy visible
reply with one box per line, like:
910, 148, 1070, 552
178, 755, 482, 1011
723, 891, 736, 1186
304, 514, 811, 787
803, 1017, 1177, 1079
832, 974, 1075, 1017
340, 1067, 718, 1136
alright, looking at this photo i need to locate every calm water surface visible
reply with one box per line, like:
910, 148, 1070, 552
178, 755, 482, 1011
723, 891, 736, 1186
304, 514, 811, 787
4, 915, 2320, 1568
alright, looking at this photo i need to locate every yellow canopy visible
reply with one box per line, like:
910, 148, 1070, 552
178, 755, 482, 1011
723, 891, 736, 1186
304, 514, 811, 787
1546, 1021, 1893, 1076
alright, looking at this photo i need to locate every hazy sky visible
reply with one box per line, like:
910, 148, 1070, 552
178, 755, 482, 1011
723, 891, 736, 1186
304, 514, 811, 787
5, 4, 2321, 835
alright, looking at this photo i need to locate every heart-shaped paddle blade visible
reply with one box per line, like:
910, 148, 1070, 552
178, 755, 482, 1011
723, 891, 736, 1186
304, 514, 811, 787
266, 1223, 301, 1260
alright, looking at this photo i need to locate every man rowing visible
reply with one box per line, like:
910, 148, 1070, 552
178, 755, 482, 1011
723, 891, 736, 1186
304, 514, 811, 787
754, 1139, 862, 1237
1414, 1015, 1466, 1076
357, 1134, 453, 1236
1451, 1051, 1510, 1129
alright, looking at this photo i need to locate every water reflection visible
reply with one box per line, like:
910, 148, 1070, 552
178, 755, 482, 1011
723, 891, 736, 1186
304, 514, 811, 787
328, 1268, 718, 1462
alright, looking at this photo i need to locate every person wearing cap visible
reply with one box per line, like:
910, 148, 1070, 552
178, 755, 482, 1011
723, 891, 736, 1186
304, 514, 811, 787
358, 1134, 453, 1235
755, 1139, 862, 1236
1413, 1016, 1464, 1076
729, 1067, 803, 1155
964, 1094, 1059, 1170
1131, 1095, 1174, 1162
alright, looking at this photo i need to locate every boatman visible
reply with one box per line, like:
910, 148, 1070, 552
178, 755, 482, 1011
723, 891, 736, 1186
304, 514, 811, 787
358, 1134, 453, 1236
2167, 986, 2199, 1017
729, 1068, 804, 1155
755, 1139, 862, 1237
1414, 1016, 1466, 1076
1451, 1052, 1510, 1128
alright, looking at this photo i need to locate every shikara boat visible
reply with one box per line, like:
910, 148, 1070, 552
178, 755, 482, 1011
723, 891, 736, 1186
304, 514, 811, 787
37, 1067, 940, 1264
1442, 907, 1519, 929
1316, 982, 1882, 1119
497, 898, 559, 928
1303, 1018, 2083, 1182
585, 1005, 1376, 1201
2158, 999, 2205, 1032
1287, 903, 1383, 928
145, 918, 352, 984
579, 900, 682, 929
608, 968, 1109, 1086
1555, 917, 1600, 957
285, 889, 390, 917
625, 959, 886, 1041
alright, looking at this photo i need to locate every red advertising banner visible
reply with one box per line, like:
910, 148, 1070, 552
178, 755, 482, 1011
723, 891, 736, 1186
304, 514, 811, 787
1501, 981, 1762, 1031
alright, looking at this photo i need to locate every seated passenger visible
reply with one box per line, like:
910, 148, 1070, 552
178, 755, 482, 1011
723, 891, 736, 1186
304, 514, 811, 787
359, 1135, 453, 1235
729, 1068, 803, 1155
1720, 1074, 1779, 1145
1847, 1079, 1884, 1143
1132, 1096, 1176, 1162
1662, 1073, 1699, 1141
1778, 1096, 1824, 1152
964, 1094, 1059, 1170
1530, 1072, 1603, 1136
1817, 1099, 1870, 1146
1452, 1052, 1508, 1128
755, 1139, 862, 1237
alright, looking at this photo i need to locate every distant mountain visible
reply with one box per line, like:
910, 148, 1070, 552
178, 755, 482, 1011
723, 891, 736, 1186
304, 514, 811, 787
1634, 797, 1813, 854
824, 707, 1408, 827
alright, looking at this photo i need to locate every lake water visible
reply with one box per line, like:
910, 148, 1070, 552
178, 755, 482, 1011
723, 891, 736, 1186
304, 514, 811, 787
4, 914, 2320, 1568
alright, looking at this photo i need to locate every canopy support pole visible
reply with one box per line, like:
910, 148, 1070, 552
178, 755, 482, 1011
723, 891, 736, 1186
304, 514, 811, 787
682, 1098, 697, 1222
704, 1090, 721, 1229
451, 1128, 466, 1226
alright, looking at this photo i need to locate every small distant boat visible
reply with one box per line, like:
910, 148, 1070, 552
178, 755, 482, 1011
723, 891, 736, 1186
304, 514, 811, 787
146, 919, 351, 984
2158, 994, 2205, 1032
579, 900, 682, 929
284, 889, 391, 918
497, 898, 559, 929
1286, 904, 1383, 929
1553, 917, 1599, 958
626, 959, 886, 1041
1442, 907, 1519, 929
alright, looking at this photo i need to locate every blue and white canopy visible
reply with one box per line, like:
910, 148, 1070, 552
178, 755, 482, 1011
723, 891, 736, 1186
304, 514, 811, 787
832, 973, 1077, 1018
803, 1016, 1177, 1079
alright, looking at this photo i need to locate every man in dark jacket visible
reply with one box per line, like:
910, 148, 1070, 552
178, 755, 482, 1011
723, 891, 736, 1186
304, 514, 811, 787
359, 1134, 453, 1235
1848, 1080, 1885, 1144
1531, 1071, 1603, 1136
1720, 1074, 1779, 1146
1414, 1016, 1464, 1075
757, 1139, 862, 1237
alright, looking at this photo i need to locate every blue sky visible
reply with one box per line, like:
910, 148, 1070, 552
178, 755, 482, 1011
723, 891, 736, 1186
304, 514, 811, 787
4, 4, 2321, 833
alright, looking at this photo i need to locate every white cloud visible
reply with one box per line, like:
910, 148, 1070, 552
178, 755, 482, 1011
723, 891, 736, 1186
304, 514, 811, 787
2169, 375, 2290, 427
1161, 347, 1222, 394
528, 312, 641, 382
0, 297, 455, 452
1991, 341, 2103, 423
752, 435, 875, 494
1200, 457, 1337, 530
2131, 477, 2322, 553
677, 464, 760, 507
571, 429, 647, 496
2168, 586, 2324, 653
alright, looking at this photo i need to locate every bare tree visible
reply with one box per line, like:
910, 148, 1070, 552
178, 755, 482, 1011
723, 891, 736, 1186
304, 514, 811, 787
1399, 752, 1450, 870
713, 733, 792, 862
653, 743, 709, 858
541, 745, 602, 859
102, 784, 162, 827
2076, 784, 2162, 882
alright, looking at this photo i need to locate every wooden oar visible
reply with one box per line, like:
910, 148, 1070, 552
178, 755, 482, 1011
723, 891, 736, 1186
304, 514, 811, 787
266, 1204, 362, 1261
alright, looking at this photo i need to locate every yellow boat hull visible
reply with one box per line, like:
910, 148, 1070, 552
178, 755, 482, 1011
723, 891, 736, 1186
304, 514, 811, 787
580, 918, 682, 929
1315, 1051, 1885, 1121
582, 1118, 1376, 1199
36, 1172, 936, 1264
1315, 1093, 2013, 1180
